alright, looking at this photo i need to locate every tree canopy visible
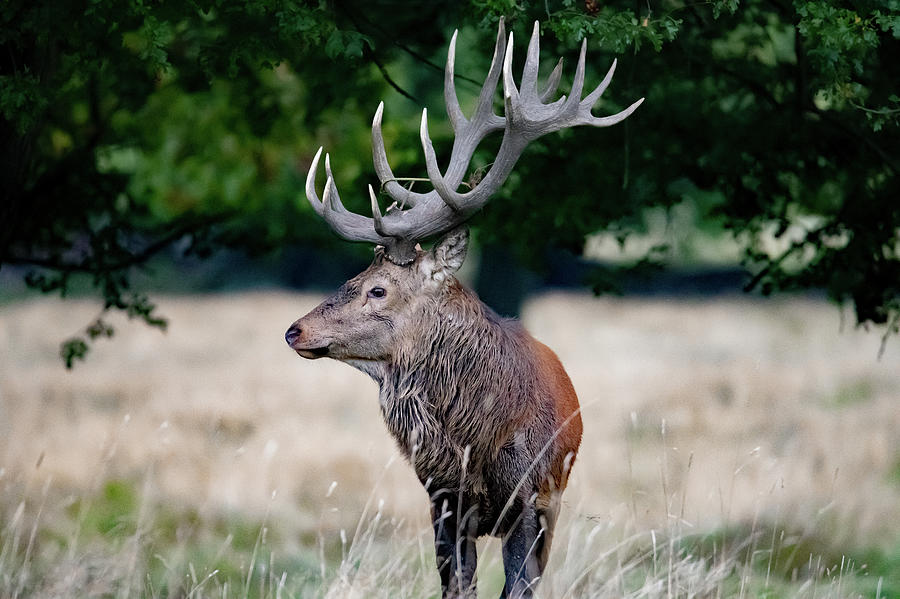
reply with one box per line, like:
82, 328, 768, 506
2, 0, 898, 365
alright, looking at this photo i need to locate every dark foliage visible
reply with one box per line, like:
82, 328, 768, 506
2, 0, 897, 364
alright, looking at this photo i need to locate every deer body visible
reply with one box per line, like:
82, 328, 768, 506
286, 19, 640, 598
381, 284, 581, 497
376, 270, 580, 502
287, 231, 581, 597
381, 283, 584, 577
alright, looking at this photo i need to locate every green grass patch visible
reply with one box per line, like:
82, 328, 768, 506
825, 377, 877, 407
673, 524, 897, 598
67, 479, 139, 537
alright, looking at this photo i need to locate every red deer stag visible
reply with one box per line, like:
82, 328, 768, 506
285, 19, 641, 599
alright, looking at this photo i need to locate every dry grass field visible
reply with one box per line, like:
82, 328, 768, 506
1, 291, 898, 598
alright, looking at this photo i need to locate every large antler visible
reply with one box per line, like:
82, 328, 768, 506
305, 19, 643, 265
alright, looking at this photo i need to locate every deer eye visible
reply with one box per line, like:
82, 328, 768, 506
367, 287, 386, 299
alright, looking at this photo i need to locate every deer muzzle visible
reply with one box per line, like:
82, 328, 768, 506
284, 324, 331, 359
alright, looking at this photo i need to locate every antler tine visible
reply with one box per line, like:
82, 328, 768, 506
581, 96, 645, 127
574, 57, 646, 127
305, 147, 326, 217
501, 30, 519, 105
372, 102, 427, 209
565, 43, 646, 129
419, 107, 463, 212
583, 58, 618, 108
520, 21, 542, 99
566, 39, 588, 111
444, 31, 466, 132
540, 58, 564, 103
323, 154, 348, 214
319, 170, 345, 231
368, 184, 389, 237
573, 55, 645, 128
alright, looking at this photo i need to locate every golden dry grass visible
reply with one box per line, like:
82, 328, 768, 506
1, 291, 898, 597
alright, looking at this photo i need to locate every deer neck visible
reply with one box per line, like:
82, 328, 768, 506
384, 283, 511, 411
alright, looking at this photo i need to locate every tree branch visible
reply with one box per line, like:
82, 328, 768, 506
6, 213, 231, 275
804, 105, 900, 176
336, 0, 481, 102
366, 49, 421, 103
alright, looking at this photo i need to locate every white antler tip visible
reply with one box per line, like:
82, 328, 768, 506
607, 58, 618, 79
309, 147, 323, 172
448, 31, 458, 69
305, 147, 325, 207
502, 32, 515, 92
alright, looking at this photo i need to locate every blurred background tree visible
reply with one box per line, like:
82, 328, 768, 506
1, 0, 898, 366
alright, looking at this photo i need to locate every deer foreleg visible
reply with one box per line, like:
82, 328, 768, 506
432, 493, 479, 598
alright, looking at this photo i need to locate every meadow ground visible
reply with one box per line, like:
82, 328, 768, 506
0, 291, 898, 598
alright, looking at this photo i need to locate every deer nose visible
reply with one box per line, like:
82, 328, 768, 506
285, 324, 301, 347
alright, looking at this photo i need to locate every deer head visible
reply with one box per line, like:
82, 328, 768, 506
285, 228, 469, 365
288, 20, 641, 368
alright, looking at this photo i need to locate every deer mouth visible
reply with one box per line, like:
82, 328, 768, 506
295, 345, 330, 359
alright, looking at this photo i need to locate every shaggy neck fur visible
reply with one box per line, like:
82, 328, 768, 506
371, 279, 541, 491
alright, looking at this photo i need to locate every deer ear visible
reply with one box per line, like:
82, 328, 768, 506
420, 227, 469, 282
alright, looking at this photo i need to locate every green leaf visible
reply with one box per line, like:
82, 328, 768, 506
325, 29, 345, 59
